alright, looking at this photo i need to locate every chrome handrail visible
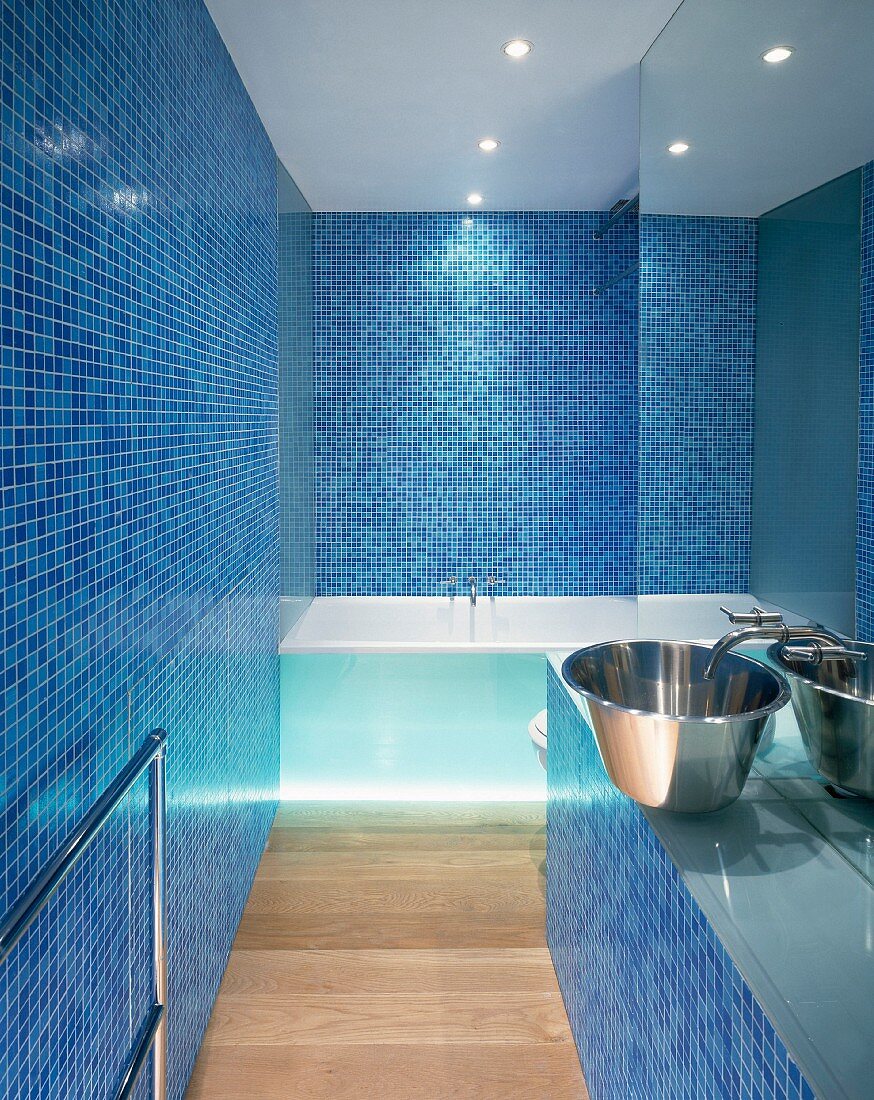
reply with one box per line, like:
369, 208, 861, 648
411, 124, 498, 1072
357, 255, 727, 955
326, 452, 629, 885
0, 729, 168, 1100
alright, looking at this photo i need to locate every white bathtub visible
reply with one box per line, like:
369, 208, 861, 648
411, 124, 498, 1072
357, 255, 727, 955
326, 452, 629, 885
278, 593, 783, 653
277, 591, 787, 800
280, 595, 638, 652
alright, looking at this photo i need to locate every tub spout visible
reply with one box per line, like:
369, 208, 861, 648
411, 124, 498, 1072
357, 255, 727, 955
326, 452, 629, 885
468, 575, 477, 606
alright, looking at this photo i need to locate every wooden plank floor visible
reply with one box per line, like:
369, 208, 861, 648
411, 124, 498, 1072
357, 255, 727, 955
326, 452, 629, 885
186, 802, 587, 1099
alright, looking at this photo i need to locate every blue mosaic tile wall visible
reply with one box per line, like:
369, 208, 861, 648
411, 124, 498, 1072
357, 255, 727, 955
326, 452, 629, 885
545, 665, 814, 1100
278, 198, 315, 608
638, 214, 757, 594
0, 1, 279, 1097
313, 211, 638, 596
858, 161, 874, 641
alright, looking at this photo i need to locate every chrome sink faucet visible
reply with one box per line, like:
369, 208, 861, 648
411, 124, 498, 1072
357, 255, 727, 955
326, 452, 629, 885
468, 575, 477, 606
703, 606, 861, 680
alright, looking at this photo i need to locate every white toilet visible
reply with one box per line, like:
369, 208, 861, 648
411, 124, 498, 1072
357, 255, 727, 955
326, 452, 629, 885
528, 709, 547, 771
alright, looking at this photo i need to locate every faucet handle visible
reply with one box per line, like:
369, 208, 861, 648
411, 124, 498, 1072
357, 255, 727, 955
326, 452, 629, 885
719, 605, 783, 627
486, 575, 504, 587
442, 575, 458, 586
782, 642, 867, 666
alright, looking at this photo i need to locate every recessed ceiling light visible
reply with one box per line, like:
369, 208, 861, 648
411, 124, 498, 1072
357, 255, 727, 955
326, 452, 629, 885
467, 192, 483, 206
667, 141, 690, 155
762, 45, 794, 64
501, 39, 533, 59
477, 138, 501, 152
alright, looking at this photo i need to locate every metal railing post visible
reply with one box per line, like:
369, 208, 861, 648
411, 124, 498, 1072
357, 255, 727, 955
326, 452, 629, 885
151, 741, 168, 1100
0, 729, 169, 1100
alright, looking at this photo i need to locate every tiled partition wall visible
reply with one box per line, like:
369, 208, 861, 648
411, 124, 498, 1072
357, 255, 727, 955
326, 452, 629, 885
638, 214, 757, 594
313, 212, 638, 596
0, 2, 279, 1098
278, 195, 315, 606
545, 666, 814, 1100
858, 161, 874, 641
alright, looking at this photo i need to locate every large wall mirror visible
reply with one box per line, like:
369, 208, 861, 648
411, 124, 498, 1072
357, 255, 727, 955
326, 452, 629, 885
639, 0, 874, 639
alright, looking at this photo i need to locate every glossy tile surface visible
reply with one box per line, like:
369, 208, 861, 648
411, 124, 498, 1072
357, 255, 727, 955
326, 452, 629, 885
547, 666, 814, 1099
549, 659, 874, 1100
0, 1, 279, 1096
858, 160, 874, 640
279, 188, 315, 606
639, 214, 757, 594
313, 211, 638, 596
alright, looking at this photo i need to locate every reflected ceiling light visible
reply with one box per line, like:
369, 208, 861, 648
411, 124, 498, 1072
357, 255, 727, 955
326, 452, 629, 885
467, 192, 484, 205
667, 141, 690, 155
762, 45, 794, 64
477, 138, 501, 152
501, 39, 533, 59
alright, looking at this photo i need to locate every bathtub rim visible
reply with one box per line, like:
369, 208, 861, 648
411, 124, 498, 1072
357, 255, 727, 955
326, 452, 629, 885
278, 593, 639, 654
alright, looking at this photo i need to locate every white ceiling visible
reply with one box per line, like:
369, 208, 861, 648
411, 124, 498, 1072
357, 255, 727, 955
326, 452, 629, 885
641, 0, 874, 216
205, 0, 680, 212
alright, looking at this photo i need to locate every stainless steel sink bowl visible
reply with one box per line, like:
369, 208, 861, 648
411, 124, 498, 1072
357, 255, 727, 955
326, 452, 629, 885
769, 641, 874, 798
562, 640, 791, 813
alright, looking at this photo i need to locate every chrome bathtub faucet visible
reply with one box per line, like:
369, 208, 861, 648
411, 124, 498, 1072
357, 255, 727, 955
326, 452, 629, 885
468, 575, 477, 606
703, 606, 861, 680
442, 576, 458, 600
486, 575, 505, 594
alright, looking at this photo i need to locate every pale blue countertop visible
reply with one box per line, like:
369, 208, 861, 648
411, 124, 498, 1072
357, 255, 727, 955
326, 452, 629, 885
549, 621, 874, 1100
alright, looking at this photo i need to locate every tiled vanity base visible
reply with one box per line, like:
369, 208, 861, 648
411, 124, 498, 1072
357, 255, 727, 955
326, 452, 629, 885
546, 665, 814, 1100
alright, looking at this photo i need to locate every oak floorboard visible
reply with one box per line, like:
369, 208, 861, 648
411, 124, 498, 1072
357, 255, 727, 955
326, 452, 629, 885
245, 876, 545, 916
186, 802, 586, 1099
202, 992, 571, 1045
233, 910, 548, 950
267, 826, 547, 853
186, 1042, 587, 1099
272, 802, 547, 828
255, 849, 546, 880
217, 947, 561, 996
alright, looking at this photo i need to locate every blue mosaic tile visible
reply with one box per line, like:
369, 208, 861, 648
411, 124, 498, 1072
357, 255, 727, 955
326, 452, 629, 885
546, 665, 814, 1100
857, 161, 874, 641
313, 211, 638, 596
638, 214, 757, 594
279, 203, 315, 602
0, 0, 280, 1096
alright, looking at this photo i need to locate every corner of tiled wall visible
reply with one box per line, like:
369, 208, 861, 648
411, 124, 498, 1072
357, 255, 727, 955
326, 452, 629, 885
638, 212, 757, 594
0, 1, 280, 1096
857, 161, 874, 641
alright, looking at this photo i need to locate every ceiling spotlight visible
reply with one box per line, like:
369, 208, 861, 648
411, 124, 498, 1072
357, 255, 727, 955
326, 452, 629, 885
761, 45, 794, 64
477, 138, 501, 152
501, 39, 533, 59
667, 141, 690, 155
467, 192, 484, 206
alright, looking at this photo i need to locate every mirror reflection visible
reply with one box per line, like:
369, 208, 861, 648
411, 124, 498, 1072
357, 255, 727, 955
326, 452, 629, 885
640, 0, 874, 637
639, 0, 874, 869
